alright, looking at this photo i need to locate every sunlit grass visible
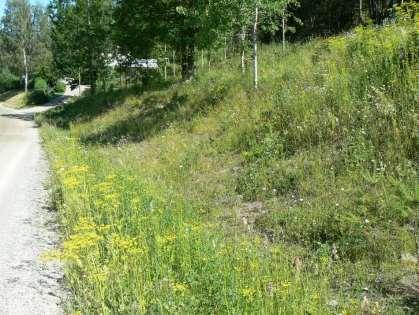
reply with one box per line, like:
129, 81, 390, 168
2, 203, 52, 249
0, 90, 28, 108
39, 21, 418, 314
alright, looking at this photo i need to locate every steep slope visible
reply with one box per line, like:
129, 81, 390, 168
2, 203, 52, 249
38, 22, 418, 314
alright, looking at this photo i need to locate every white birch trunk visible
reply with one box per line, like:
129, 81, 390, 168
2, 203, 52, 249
282, 15, 286, 52
23, 47, 28, 93
253, 5, 259, 90
241, 49, 246, 74
172, 51, 176, 77
79, 69, 81, 96
164, 44, 167, 81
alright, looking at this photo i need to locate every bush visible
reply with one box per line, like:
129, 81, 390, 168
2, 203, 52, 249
34, 77, 48, 93
28, 77, 50, 105
55, 81, 67, 94
0, 68, 20, 92
27, 91, 49, 105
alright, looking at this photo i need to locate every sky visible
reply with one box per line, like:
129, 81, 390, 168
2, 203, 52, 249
0, 0, 49, 17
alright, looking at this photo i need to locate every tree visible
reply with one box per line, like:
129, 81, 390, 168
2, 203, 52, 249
114, 0, 233, 81
279, 0, 301, 51
50, 0, 114, 93
0, 0, 53, 92
233, 0, 299, 89
31, 4, 54, 83
1, 0, 33, 93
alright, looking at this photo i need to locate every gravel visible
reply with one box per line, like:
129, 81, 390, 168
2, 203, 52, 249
0, 104, 64, 315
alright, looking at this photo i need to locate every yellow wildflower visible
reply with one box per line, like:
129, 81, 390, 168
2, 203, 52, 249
157, 233, 177, 247
241, 287, 256, 300
172, 282, 188, 295
109, 233, 144, 256
63, 176, 79, 189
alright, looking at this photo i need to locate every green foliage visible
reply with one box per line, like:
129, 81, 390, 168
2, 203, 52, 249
54, 81, 66, 94
34, 77, 48, 92
0, 67, 20, 92
28, 77, 50, 104
114, 0, 236, 79
0, 0, 51, 91
50, 0, 114, 91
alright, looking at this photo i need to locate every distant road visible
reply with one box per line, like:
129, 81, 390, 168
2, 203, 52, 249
0, 104, 63, 314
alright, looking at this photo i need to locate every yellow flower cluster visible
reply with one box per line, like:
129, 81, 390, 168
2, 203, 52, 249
45, 218, 103, 265
63, 176, 80, 190
96, 181, 113, 194
157, 233, 177, 247
64, 231, 102, 255
60, 164, 90, 190
241, 287, 256, 300
109, 233, 144, 256
92, 175, 122, 209
172, 282, 188, 295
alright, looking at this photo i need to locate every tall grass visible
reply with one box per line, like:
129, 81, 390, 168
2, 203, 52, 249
39, 20, 418, 314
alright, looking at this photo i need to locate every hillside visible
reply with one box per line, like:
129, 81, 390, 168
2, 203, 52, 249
38, 22, 418, 314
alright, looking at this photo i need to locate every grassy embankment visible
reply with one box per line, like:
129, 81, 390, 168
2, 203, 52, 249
0, 89, 58, 109
38, 21, 418, 314
0, 90, 29, 108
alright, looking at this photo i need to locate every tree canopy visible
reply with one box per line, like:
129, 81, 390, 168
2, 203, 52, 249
0, 0, 413, 91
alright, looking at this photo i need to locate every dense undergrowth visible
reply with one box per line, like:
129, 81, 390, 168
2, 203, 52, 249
38, 21, 418, 314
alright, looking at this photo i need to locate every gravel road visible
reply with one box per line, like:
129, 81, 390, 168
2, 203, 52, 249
0, 104, 63, 314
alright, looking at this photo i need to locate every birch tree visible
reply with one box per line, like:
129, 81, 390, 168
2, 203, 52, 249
1, 0, 33, 93
234, 0, 299, 89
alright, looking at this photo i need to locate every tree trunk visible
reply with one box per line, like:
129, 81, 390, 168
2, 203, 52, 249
368, 0, 388, 24
224, 37, 227, 60
78, 69, 81, 96
172, 50, 176, 77
22, 47, 28, 93
359, 0, 363, 23
87, 0, 96, 94
164, 44, 167, 81
181, 45, 195, 80
90, 66, 97, 94
241, 49, 245, 74
241, 27, 246, 74
208, 51, 211, 71
282, 15, 286, 52
253, 5, 259, 90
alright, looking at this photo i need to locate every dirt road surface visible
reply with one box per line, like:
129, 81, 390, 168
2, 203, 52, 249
0, 104, 63, 314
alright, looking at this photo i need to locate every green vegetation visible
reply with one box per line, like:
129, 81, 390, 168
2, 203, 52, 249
0, 78, 57, 109
0, 0, 53, 92
0, 90, 26, 108
0, 68, 20, 92
0, 90, 47, 109
38, 21, 418, 314
54, 80, 67, 94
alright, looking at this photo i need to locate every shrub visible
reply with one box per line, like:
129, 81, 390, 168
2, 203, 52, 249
28, 77, 50, 105
34, 77, 48, 93
55, 81, 67, 94
0, 68, 20, 92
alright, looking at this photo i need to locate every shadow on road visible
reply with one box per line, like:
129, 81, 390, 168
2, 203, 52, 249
0, 112, 37, 122
0, 95, 72, 124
